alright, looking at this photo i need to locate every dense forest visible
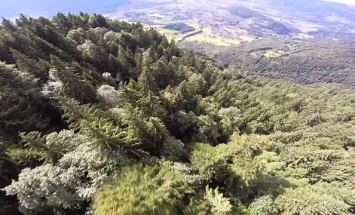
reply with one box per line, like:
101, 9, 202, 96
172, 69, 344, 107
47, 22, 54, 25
183, 39, 355, 89
1, 13, 355, 215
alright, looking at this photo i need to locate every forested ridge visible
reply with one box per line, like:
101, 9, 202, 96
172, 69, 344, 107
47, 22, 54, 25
211, 38, 355, 89
1, 13, 355, 215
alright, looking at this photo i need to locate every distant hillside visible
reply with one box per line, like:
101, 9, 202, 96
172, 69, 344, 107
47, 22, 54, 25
211, 38, 355, 88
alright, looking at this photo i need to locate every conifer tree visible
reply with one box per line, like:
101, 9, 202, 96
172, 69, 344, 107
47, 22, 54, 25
43, 25, 78, 57
1, 19, 17, 32
180, 50, 197, 68
135, 51, 143, 70
107, 53, 120, 77
142, 46, 156, 68
151, 56, 175, 89
166, 39, 180, 59
0, 62, 48, 141
58, 97, 137, 151
50, 55, 96, 103
11, 48, 48, 81
117, 45, 129, 80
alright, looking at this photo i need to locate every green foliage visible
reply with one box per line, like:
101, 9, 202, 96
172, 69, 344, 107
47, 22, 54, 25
275, 182, 355, 215
12, 130, 85, 164
0, 62, 49, 141
0, 140, 18, 185
59, 97, 138, 152
50, 56, 96, 102
184, 187, 233, 215
204, 186, 233, 214
94, 164, 191, 215
10, 48, 48, 81
191, 133, 269, 187
249, 195, 278, 215
163, 136, 187, 161
184, 187, 255, 215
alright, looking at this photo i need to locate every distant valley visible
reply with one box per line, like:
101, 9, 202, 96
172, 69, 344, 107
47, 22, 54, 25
107, 0, 355, 46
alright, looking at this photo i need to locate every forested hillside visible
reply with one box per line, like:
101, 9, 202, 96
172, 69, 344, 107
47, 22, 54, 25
211, 38, 355, 89
1, 14, 355, 215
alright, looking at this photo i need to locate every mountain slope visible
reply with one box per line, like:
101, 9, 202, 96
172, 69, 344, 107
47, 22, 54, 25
210, 38, 355, 89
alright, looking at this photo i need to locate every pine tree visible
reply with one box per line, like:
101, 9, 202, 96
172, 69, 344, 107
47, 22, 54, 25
88, 14, 109, 28
28, 30, 71, 60
52, 12, 72, 34
135, 51, 143, 70
11, 48, 48, 81
180, 50, 197, 68
0, 140, 19, 215
136, 67, 167, 118
122, 106, 168, 157
142, 46, 156, 67
107, 53, 120, 77
117, 45, 129, 80
15, 14, 31, 28
133, 26, 150, 48
16, 130, 81, 164
43, 25, 78, 58
0, 62, 48, 141
58, 97, 138, 152
0, 140, 18, 185
166, 39, 180, 59
151, 56, 175, 89
1, 18, 17, 32
50, 55, 96, 103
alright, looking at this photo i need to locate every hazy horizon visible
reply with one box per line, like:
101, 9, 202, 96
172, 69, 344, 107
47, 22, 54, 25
0, 0, 354, 19
0, 0, 131, 18
323, 0, 355, 5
